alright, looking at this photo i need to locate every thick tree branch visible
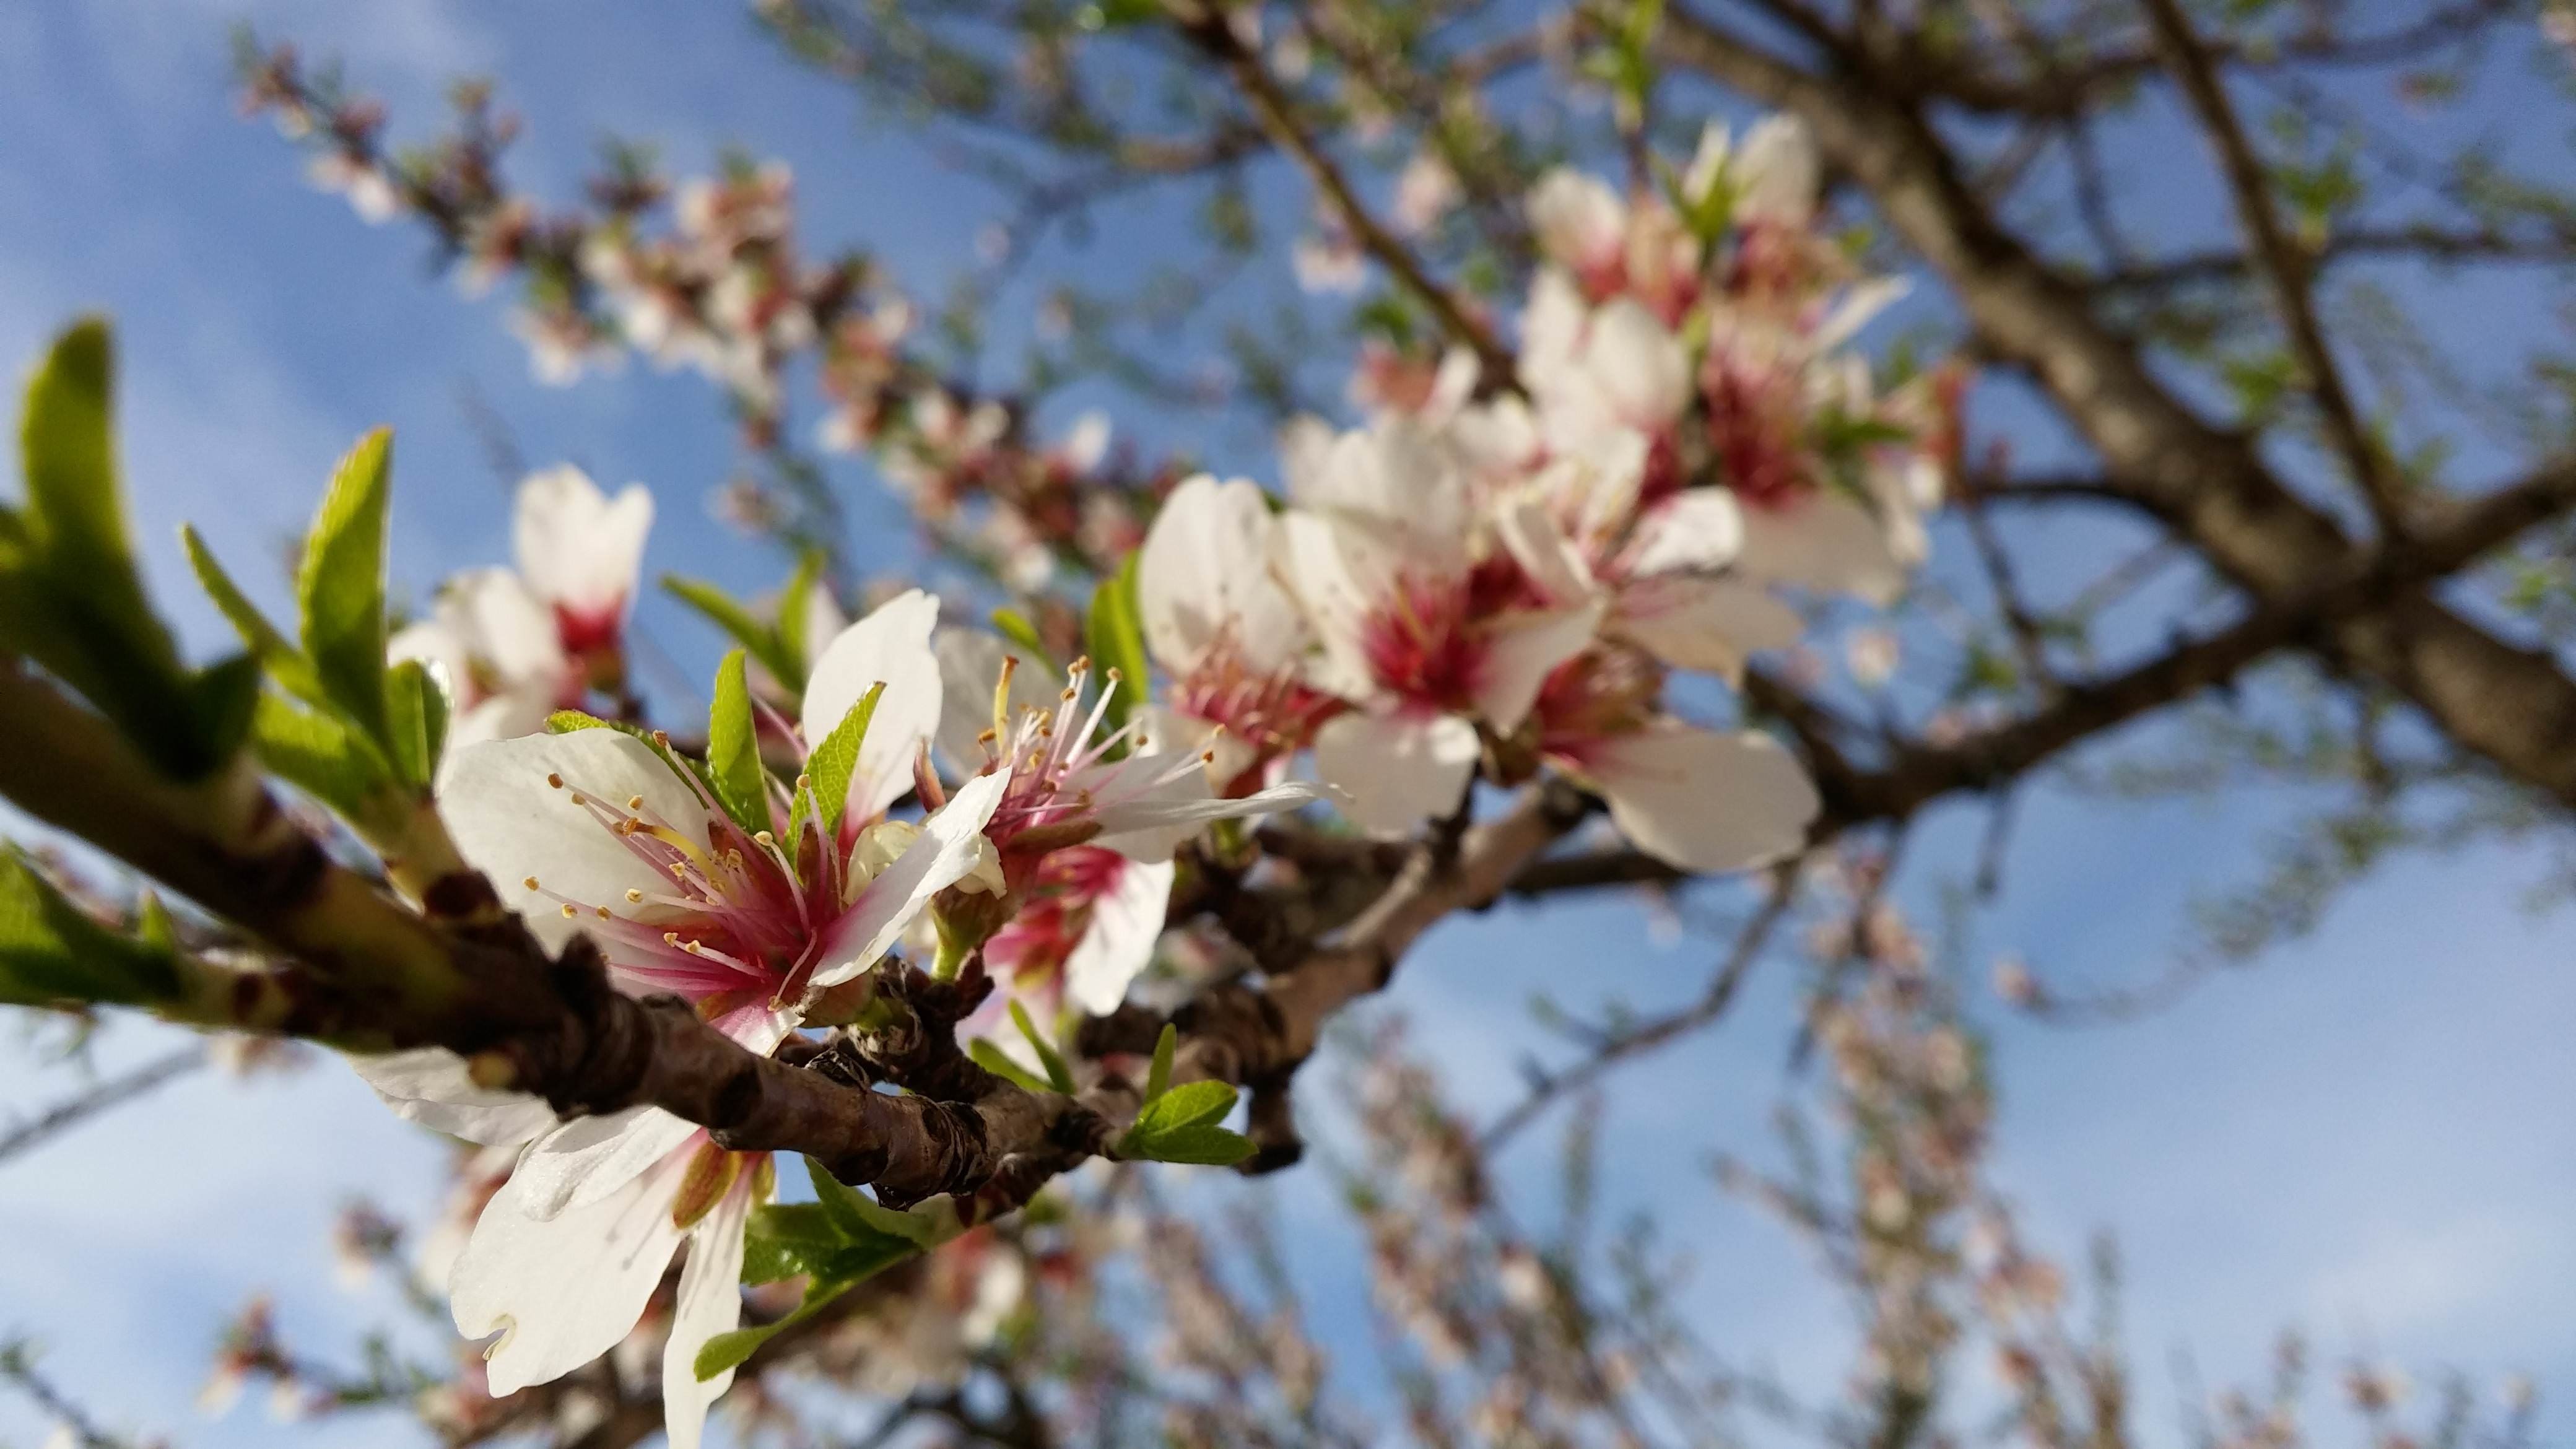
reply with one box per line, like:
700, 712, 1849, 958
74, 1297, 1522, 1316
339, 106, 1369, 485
1656, 2, 2576, 812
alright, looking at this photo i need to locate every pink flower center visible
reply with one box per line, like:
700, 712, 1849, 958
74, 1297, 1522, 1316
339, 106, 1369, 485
519, 766, 858, 1018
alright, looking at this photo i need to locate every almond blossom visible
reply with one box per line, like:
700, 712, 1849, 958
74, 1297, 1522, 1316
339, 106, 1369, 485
1281, 419, 1602, 835
1134, 473, 1333, 794
390, 466, 654, 747
351, 691, 1005, 1447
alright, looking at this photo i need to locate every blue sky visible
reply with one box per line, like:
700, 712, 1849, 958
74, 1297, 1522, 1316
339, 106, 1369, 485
1, 4, 2570, 1447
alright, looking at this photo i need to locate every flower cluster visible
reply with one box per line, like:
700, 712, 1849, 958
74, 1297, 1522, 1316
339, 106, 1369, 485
235, 42, 1162, 585
279, 98, 1956, 1449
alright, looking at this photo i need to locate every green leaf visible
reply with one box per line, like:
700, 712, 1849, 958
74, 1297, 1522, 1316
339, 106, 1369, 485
990, 607, 1055, 672
19, 320, 170, 677
183, 524, 326, 707
740, 1201, 844, 1284
189, 652, 264, 767
665, 575, 799, 687
0, 850, 180, 1007
1129, 1079, 1237, 1138
801, 681, 881, 842
251, 692, 396, 824
383, 658, 448, 788
772, 550, 827, 692
295, 428, 394, 747
694, 1271, 871, 1382
968, 1037, 1054, 1094
13, 320, 207, 775
704, 649, 769, 835
1009, 998, 1074, 1094
1142, 1021, 1177, 1105
804, 1156, 935, 1246
1136, 1123, 1258, 1167
1082, 551, 1149, 741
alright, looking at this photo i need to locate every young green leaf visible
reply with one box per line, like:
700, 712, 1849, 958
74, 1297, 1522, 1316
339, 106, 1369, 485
0, 850, 181, 1008
772, 550, 827, 690
740, 1202, 845, 1284
1133, 1123, 1258, 1167
803, 1155, 936, 1247
704, 648, 770, 835
1128, 1079, 1237, 1139
1082, 552, 1150, 738
251, 693, 397, 826
1009, 998, 1076, 1094
383, 658, 448, 788
296, 428, 394, 746
183, 524, 326, 706
18, 320, 170, 678
14, 320, 207, 775
990, 607, 1056, 672
665, 575, 799, 687
968, 1037, 1055, 1094
801, 681, 881, 842
1142, 1021, 1178, 1105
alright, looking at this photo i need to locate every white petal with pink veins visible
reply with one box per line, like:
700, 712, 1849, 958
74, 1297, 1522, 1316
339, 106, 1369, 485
1064, 857, 1176, 1016
1615, 575, 1804, 682
1582, 725, 1818, 871
513, 465, 654, 618
440, 728, 715, 952
661, 1180, 754, 1449
451, 1138, 692, 1395
1734, 492, 1907, 604
1314, 710, 1481, 836
810, 769, 1009, 991
1473, 604, 1604, 733
803, 589, 945, 822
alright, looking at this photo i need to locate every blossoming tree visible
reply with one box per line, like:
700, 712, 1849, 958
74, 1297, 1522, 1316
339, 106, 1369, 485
4, 0, 2574, 1445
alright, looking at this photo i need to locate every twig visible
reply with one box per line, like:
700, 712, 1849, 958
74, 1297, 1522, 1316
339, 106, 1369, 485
2139, 0, 2401, 529
1481, 863, 1800, 1151
0, 1045, 207, 1167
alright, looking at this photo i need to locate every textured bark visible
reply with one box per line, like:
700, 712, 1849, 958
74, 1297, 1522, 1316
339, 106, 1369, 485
1656, 3, 2576, 809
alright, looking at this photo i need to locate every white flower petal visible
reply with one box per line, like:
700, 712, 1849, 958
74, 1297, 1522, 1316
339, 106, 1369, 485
448, 567, 567, 693
1734, 494, 1907, 604
1472, 604, 1603, 733
1614, 576, 1804, 682
516, 1107, 703, 1220
1623, 490, 1746, 577
802, 589, 944, 821
513, 466, 654, 619
661, 1182, 753, 1449
1583, 726, 1819, 872
1584, 298, 1690, 430
1734, 115, 1819, 225
1313, 711, 1480, 837
931, 628, 1053, 773
1494, 494, 1597, 608
451, 1140, 692, 1395
809, 770, 1008, 990
1087, 764, 1325, 863
1063, 858, 1175, 1016
344, 1048, 558, 1146
1139, 475, 1304, 676
439, 729, 716, 952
